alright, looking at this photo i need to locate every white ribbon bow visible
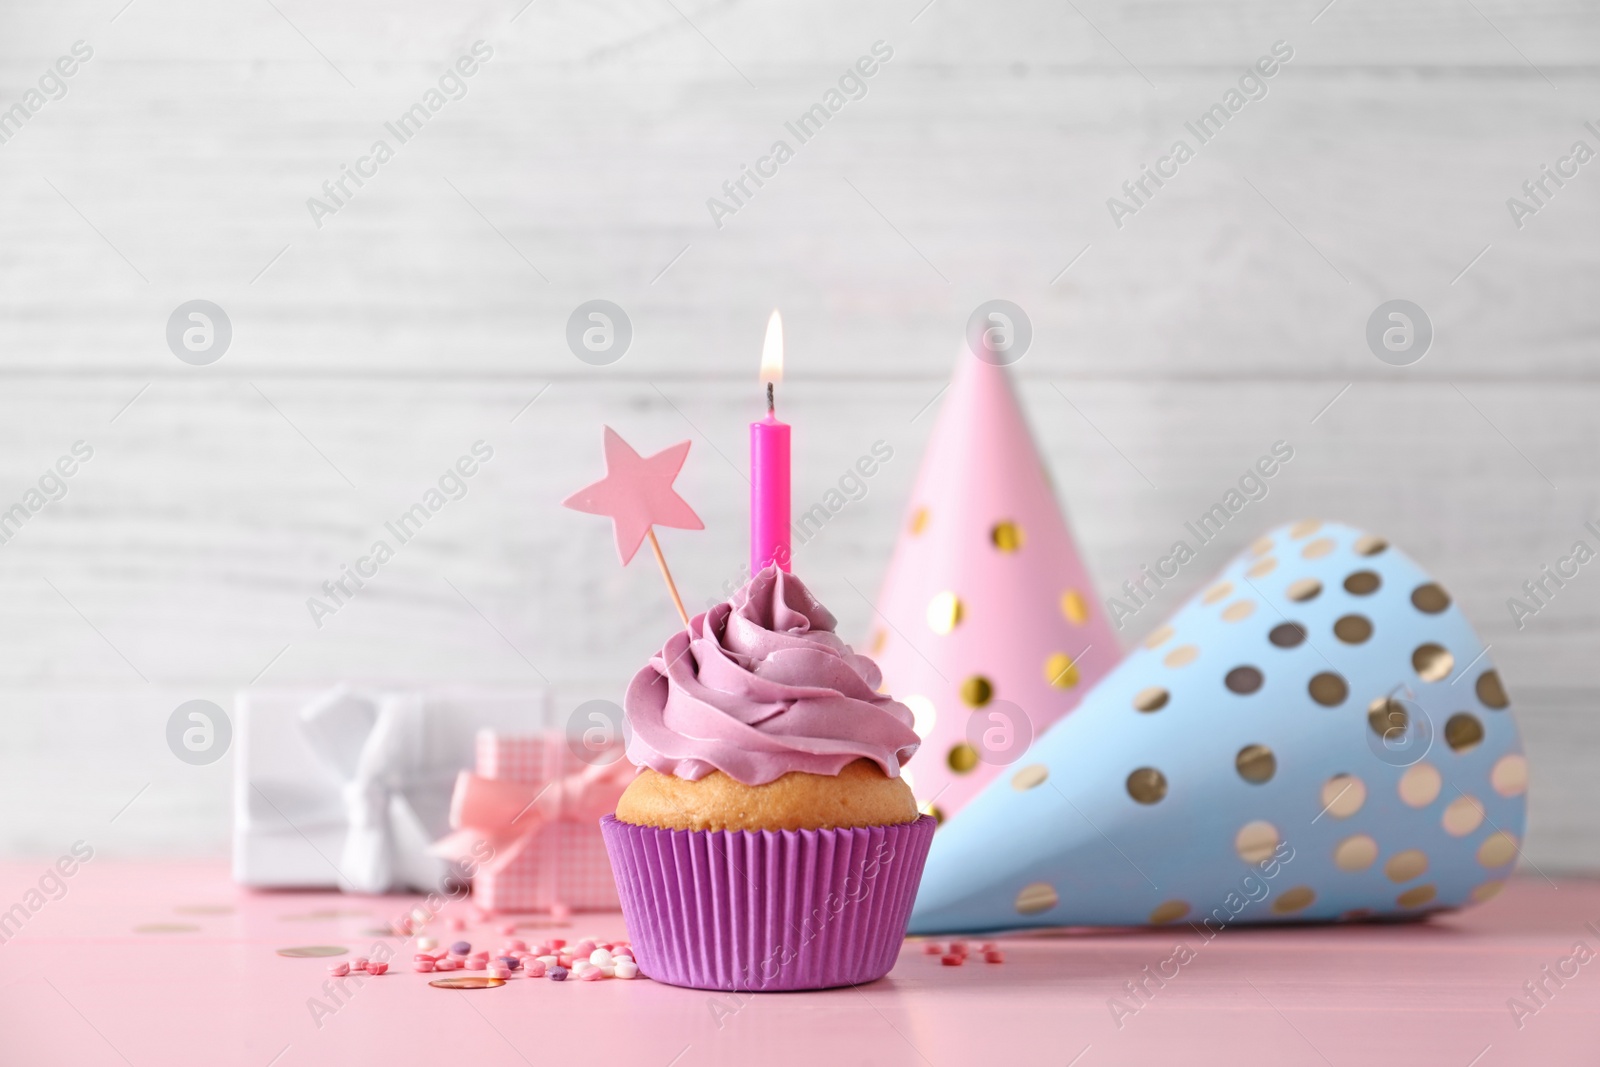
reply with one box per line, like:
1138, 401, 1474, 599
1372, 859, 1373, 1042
299, 686, 446, 894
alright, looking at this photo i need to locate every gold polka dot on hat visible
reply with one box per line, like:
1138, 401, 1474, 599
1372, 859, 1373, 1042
1163, 645, 1199, 669
1060, 590, 1089, 624
1126, 767, 1167, 805
1412, 643, 1454, 682
1235, 744, 1275, 784
990, 520, 1023, 552
1445, 713, 1484, 752
1247, 556, 1277, 578
1044, 653, 1080, 688
947, 743, 979, 774
1015, 883, 1058, 915
1235, 821, 1279, 863
1334, 834, 1377, 871
1272, 887, 1316, 914
925, 591, 962, 634
1012, 764, 1048, 791
1149, 900, 1190, 924
1396, 884, 1437, 909
1132, 686, 1168, 713
960, 676, 993, 708
1320, 774, 1366, 819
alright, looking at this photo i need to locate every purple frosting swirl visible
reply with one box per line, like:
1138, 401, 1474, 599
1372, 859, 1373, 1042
624, 566, 921, 786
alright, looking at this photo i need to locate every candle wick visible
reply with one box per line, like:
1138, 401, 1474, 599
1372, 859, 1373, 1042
766, 381, 774, 415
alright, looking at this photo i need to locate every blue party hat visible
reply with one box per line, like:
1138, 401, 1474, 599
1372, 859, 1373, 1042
909, 521, 1528, 934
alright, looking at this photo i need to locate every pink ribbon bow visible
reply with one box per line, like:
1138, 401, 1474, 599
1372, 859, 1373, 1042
431, 756, 637, 877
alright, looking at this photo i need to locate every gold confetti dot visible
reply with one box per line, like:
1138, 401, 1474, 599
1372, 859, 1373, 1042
1491, 754, 1528, 797
960, 676, 993, 708
1411, 583, 1451, 614
1442, 795, 1485, 837
1308, 672, 1348, 706
929, 805, 945, 826
1061, 590, 1088, 624
429, 976, 506, 989
1398, 763, 1442, 808
1045, 653, 1080, 688
1320, 774, 1366, 818
1333, 615, 1373, 644
276, 945, 348, 958
1132, 686, 1169, 713
1368, 696, 1407, 739
903, 694, 936, 739
909, 507, 929, 535
1222, 600, 1256, 623
1235, 820, 1280, 863
1144, 625, 1174, 649
869, 628, 887, 655
1203, 582, 1234, 605
1385, 849, 1429, 883
947, 743, 979, 774
1302, 538, 1336, 559
1012, 764, 1049, 791
1235, 744, 1276, 784
1478, 832, 1518, 868
1251, 537, 1274, 557
1334, 835, 1378, 871
1344, 571, 1381, 595
1247, 557, 1278, 578
1016, 883, 1059, 915
1444, 713, 1484, 753
1127, 767, 1168, 804
1476, 670, 1510, 710
1289, 519, 1322, 539
926, 592, 963, 635
1272, 887, 1315, 915
1149, 900, 1190, 925
1163, 645, 1199, 669
1471, 880, 1505, 903
991, 521, 1024, 553
1353, 535, 1389, 556
1412, 643, 1454, 682
1286, 578, 1323, 602
1396, 885, 1437, 909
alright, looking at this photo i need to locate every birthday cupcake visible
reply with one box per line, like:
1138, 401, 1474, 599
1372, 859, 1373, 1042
600, 566, 936, 991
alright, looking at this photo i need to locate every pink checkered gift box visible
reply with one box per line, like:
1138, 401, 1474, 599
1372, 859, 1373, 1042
471, 732, 622, 913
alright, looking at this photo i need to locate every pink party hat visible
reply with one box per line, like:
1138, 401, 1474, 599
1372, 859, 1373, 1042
868, 349, 1120, 823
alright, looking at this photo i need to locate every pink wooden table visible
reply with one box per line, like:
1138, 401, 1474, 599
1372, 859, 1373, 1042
1, 861, 1594, 1066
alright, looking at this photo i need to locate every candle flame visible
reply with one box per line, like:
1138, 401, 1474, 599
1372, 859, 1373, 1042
759, 310, 783, 385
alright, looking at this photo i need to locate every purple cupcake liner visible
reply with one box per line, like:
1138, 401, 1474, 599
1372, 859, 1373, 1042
600, 814, 936, 992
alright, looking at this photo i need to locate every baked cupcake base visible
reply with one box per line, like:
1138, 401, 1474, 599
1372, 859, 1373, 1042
601, 813, 936, 991
616, 758, 919, 832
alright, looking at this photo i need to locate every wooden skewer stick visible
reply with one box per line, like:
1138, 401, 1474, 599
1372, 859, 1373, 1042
646, 528, 691, 627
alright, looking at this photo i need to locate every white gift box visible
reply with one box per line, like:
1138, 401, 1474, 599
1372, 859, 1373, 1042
233, 685, 544, 893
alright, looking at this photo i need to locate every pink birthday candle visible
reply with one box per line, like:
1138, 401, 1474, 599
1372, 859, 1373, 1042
751, 310, 791, 575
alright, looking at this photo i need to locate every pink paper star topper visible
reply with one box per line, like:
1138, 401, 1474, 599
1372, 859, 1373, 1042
562, 427, 704, 565
564, 428, 703, 625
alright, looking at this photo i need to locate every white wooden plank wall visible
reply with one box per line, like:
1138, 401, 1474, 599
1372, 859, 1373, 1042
0, 0, 1596, 868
